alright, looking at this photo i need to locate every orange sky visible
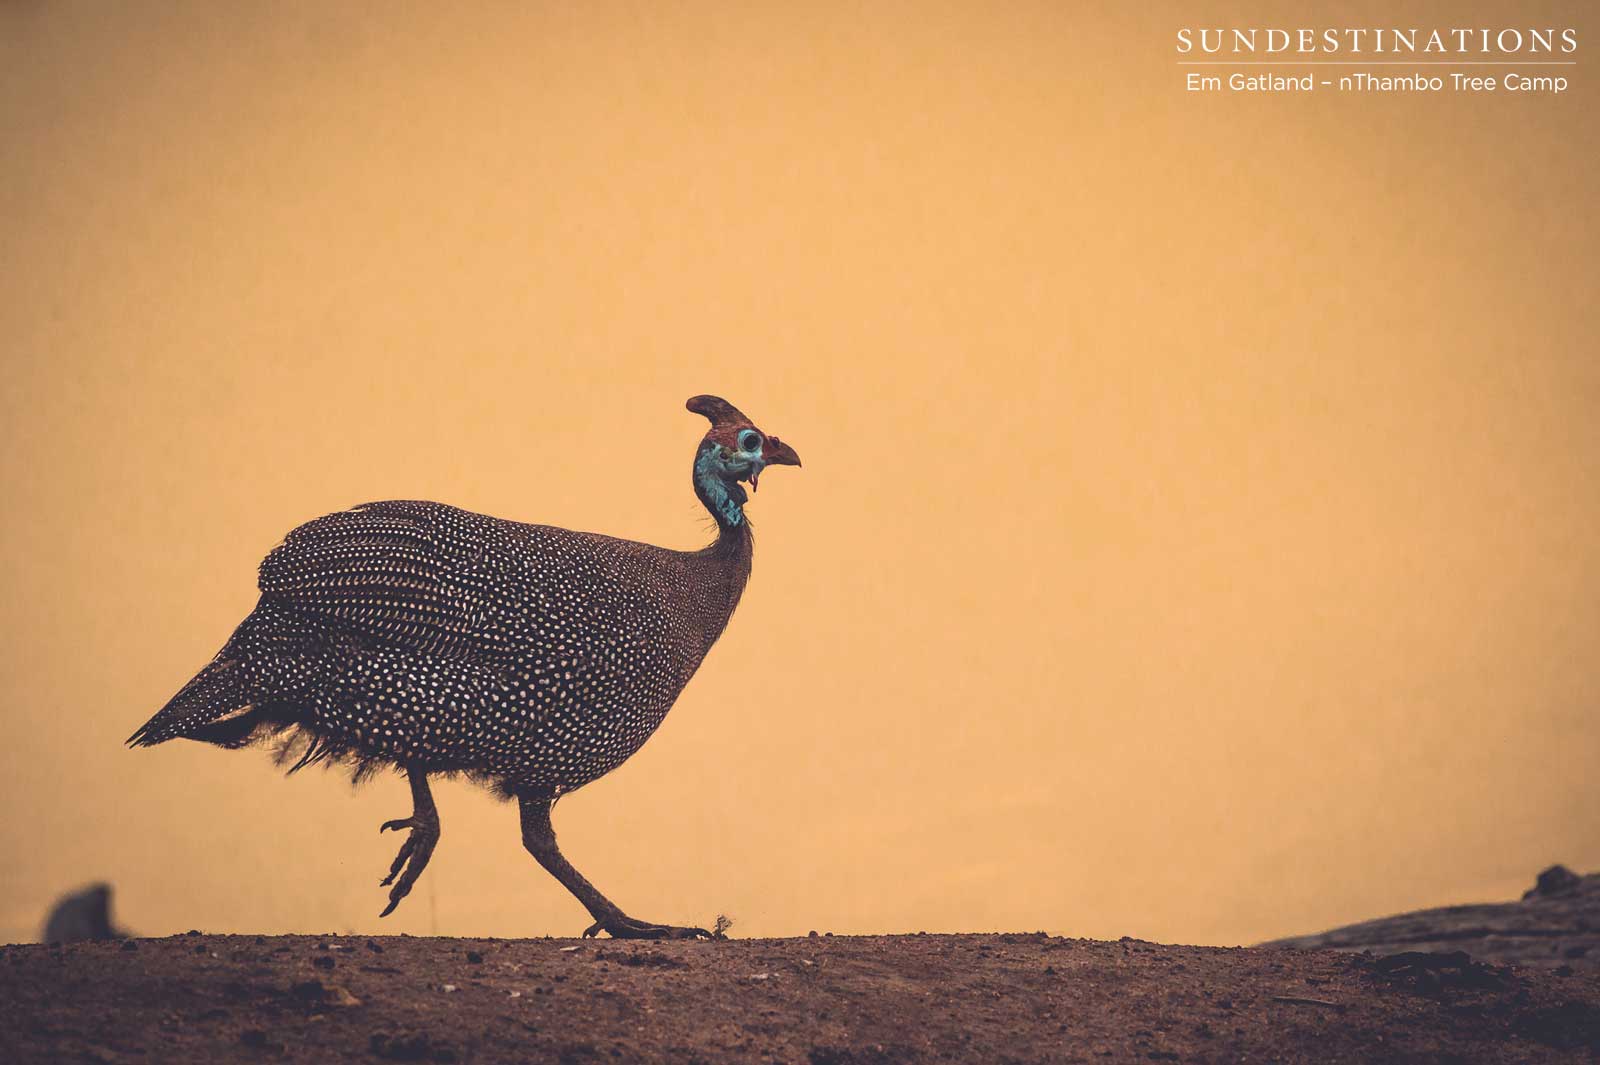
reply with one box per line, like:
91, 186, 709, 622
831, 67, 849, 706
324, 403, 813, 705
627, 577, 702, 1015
2, 1, 1596, 946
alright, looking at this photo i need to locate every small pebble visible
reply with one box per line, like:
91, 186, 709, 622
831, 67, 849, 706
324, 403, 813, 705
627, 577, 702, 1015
289, 980, 325, 1002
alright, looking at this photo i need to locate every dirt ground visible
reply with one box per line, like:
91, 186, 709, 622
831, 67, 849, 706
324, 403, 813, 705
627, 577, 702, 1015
1264, 868, 1600, 972
4, 932, 1598, 1063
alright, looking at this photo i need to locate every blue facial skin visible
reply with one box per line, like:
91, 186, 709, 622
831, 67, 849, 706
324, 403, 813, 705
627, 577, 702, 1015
695, 436, 765, 527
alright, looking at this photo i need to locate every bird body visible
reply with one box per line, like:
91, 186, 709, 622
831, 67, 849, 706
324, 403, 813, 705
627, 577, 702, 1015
130, 395, 799, 936
133, 501, 751, 796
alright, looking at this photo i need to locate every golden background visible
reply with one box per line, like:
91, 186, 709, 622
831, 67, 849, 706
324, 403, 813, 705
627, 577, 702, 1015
2, 1, 1595, 945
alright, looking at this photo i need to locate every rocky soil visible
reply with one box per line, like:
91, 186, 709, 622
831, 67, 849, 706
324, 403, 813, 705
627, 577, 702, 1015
1266, 866, 1600, 971
4, 930, 1600, 1063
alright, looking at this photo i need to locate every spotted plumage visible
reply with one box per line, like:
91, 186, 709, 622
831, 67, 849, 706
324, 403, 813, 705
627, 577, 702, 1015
129, 395, 801, 938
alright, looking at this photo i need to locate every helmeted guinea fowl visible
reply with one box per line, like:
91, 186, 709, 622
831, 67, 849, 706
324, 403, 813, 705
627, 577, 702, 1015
128, 395, 800, 939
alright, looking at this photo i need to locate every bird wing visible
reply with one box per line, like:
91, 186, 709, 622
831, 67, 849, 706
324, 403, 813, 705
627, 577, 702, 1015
257, 500, 495, 657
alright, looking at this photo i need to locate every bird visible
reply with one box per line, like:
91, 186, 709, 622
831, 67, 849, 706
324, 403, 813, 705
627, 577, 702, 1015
128, 395, 800, 939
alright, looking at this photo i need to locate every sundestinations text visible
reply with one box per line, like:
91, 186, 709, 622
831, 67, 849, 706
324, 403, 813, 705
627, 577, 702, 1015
1176, 27, 1577, 56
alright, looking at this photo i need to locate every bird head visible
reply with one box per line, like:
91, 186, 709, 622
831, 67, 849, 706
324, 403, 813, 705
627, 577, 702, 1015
687, 395, 801, 524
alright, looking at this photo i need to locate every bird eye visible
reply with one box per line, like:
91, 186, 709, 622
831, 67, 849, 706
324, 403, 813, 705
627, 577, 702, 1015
737, 430, 764, 453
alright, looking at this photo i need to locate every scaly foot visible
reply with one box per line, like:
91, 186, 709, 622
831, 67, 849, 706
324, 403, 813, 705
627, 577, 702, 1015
378, 814, 438, 917
582, 914, 715, 940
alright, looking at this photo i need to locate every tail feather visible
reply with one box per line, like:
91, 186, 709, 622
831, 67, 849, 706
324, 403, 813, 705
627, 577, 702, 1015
131, 601, 354, 751
128, 656, 254, 747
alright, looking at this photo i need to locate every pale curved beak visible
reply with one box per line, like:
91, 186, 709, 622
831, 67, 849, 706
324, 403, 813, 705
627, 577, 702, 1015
748, 437, 799, 493
763, 437, 801, 468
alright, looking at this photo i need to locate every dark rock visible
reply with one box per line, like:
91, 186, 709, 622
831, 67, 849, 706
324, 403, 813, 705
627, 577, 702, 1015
1366, 950, 1509, 992
290, 980, 326, 1003
1525, 865, 1583, 900
41, 883, 129, 944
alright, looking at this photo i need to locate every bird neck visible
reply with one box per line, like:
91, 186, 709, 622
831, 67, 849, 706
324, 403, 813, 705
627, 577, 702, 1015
688, 447, 755, 639
687, 514, 753, 646
693, 445, 748, 530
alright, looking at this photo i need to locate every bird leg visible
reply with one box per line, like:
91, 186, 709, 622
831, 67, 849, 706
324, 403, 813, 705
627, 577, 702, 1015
518, 796, 713, 940
378, 769, 439, 917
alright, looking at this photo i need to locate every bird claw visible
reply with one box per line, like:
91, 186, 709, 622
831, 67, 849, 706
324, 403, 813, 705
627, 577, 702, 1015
377, 841, 412, 887
581, 915, 716, 940
377, 814, 438, 917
